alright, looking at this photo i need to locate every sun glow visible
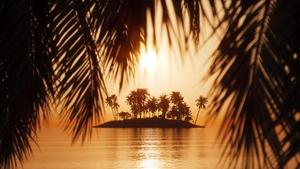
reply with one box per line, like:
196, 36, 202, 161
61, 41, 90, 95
140, 51, 158, 72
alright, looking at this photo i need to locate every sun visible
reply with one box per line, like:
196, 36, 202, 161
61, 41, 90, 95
140, 51, 158, 72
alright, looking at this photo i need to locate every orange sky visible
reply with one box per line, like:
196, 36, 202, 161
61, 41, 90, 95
48, 2, 224, 128
47, 34, 222, 128
101, 32, 221, 127
97, 1, 223, 126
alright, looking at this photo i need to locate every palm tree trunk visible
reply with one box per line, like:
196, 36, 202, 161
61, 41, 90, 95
111, 108, 116, 120
194, 109, 200, 125
115, 107, 118, 120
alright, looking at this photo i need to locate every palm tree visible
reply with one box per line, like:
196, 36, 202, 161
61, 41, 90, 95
111, 95, 120, 120
158, 94, 170, 119
194, 96, 208, 125
136, 88, 150, 118
168, 106, 178, 119
147, 96, 159, 117
169, 101, 191, 121
105, 94, 119, 120
180, 102, 192, 121
126, 90, 139, 119
105, 96, 114, 120
201, 1, 300, 168
125, 88, 149, 118
118, 111, 131, 120
169, 91, 185, 119
170, 91, 184, 109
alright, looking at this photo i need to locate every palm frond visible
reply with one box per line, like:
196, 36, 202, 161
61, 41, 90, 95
202, 0, 300, 168
0, 0, 54, 168
54, 0, 201, 142
52, 0, 107, 143
1, 0, 201, 168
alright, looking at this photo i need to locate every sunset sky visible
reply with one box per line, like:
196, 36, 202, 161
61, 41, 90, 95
104, 33, 220, 126
50, 1, 223, 128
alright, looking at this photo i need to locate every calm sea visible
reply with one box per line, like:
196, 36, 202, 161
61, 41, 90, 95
20, 127, 236, 169
22, 127, 227, 169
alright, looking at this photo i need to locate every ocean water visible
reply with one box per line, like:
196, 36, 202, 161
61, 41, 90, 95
21, 126, 300, 169
22, 127, 226, 169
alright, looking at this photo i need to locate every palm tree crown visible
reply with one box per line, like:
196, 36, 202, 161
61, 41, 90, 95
194, 96, 208, 125
105, 94, 119, 120
158, 94, 170, 119
195, 96, 208, 110
147, 96, 159, 117
125, 88, 150, 118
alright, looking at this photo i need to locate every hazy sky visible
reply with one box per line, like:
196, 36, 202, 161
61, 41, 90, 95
51, 2, 222, 127
105, 34, 219, 126
102, 2, 222, 126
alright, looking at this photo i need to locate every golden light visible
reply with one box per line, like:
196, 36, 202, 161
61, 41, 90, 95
140, 51, 158, 72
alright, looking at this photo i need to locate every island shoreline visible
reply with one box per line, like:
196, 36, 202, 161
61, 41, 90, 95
94, 118, 205, 128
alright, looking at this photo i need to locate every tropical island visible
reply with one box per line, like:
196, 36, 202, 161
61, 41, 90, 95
94, 88, 207, 128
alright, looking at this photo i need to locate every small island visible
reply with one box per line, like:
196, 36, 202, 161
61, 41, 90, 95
94, 118, 204, 128
95, 88, 208, 128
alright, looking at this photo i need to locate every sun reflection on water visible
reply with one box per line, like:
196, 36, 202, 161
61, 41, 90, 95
139, 158, 162, 169
134, 129, 164, 169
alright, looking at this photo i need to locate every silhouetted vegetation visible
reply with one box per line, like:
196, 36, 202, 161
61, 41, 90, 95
194, 96, 208, 125
105, 94, 120, 120
2, 0, 299, 168
117, 111, 131, 120
97, 89, 202, 128
123, 88, 195, 123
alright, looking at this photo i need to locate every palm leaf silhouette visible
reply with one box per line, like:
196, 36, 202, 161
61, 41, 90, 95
202, 0, 300, 168
0, 1, 55, 168
0, 0, 200, 168
2, 0, 299, 168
